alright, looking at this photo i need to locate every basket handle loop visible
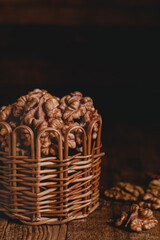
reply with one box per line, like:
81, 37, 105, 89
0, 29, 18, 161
64, 125, 87, 158
12, 125, 35, 159
0, 121, 12, 156
87, 116, 102, 155
36, 127, 63, 160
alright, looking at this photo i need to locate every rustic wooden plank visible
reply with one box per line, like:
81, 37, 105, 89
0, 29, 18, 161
32, 225, 60, 240
21, 225, 29, 240
26, 226, 32, 240
3, 223, 33, 240
3, 223, 19, 240
0, 6, 160, 26
32, 226, 40, 240
57, 224, 67, 240
38, 226, 44, 240
41, 225, 47, 240
2, 222, 63, 240
0, 217, 8, 240
47, 225, 60, 240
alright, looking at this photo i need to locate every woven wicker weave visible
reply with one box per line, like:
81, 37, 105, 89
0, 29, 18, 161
0, 117, 104, 225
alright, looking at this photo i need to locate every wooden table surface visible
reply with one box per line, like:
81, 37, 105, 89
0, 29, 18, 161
0, 123, 160, 240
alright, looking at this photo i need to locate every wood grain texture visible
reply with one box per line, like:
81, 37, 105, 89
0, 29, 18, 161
0, 217, 8, 240
2, 222, 66, 240
57, 224, 67, 240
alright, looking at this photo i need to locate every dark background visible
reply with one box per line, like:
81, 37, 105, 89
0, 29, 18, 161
0, 1, 160, 128
1, 2, 160, 238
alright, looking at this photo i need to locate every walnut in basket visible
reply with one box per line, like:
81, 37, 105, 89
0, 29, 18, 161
0, 89, 101, 156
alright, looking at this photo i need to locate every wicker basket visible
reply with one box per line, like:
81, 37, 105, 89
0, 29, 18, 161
0, 117, 104, 225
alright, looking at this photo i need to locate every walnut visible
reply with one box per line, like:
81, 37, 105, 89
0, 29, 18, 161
104, 182, 144, 201
4, 147, 9, 153
60, 91, 100, 141
24, 89, 47, 113
50, 143, 58, 156
45, 97, 61, 118
1, 140, 7, 149
140, 179, 160, 210
13, 95, 28, 118
40, 136, 51, 148
0, 127, 8, 136
115, 203, 158, 232
48, 117, 63, 140
4, 134, 9, 145
37, 121, 48, 137
41, 147, 50, 156
139, 201, 152, 209
60, 91, 82, 112
148, 179, 160, 190
60, 92, 96, 122
71, 91, 83, 98
0, 105, 12, 121
61, 122, 80, 149
18, 128, 31, 147
61, 96, 82, 122
13, 89, 45, 118
115, 211, 128, 227
16, 148, 30, 156
75, 129, 83, 146
0, 135, 3, 142
48, 118, 63, 131
16, 138, 21, 147
0, 126, 9, 151
141, 189, 160, 210
9, 121, 18, 129
22, 95, 46, 129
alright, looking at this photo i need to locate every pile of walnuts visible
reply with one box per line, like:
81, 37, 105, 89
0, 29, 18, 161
0, 89, 100, 156
105, 178, 160, 232
116, 203, 158, 232
104, 182, 144, 202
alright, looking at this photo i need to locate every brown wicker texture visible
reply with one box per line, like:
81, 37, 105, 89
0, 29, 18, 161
0, 117, 104, 225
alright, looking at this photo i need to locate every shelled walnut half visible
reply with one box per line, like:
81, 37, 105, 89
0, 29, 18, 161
140, 179, 160, 210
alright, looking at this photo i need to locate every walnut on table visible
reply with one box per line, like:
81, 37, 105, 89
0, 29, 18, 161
115, 203, 158, 232
140, 179, 160, 210
104, 182, 144, 202
148, 179, 160, 190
